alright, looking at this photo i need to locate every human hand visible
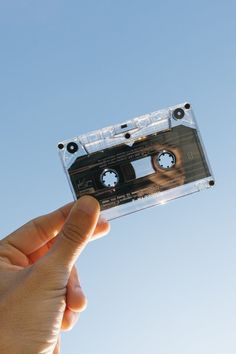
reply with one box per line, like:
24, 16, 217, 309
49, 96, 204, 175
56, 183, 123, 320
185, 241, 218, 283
0, 196, 110, 354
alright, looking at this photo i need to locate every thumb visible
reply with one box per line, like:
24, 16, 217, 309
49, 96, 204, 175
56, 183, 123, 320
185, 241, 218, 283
45, 195, 100, 270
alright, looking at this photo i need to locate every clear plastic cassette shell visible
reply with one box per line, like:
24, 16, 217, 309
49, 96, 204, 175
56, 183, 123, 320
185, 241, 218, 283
58, 102, 215, 220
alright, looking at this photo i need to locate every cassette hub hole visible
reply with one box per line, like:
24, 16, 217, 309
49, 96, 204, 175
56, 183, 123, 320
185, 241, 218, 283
157, 151, 176, 169
100, 169, 119, 188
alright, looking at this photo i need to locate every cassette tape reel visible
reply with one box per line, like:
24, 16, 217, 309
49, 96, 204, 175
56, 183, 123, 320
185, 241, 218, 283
58, 103, 215, 220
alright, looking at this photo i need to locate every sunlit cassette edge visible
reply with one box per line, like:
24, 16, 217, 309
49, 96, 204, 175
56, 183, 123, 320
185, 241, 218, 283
57, 102, 215, 220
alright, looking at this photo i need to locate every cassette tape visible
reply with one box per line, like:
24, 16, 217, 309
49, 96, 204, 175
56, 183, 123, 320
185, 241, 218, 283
58, 102, 215, 220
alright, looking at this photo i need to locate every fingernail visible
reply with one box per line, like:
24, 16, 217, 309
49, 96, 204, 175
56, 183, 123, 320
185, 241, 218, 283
72, 312, 80, 325
75, 284, 83, 292
75, 286, 88, 311
75, 284, 85, 296
97, 216, 108, 225
76, 195, 100, 214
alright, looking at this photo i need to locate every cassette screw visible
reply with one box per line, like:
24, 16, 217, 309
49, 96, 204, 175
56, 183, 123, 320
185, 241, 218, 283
173, 108, 185, 120
67, 142, 79, 153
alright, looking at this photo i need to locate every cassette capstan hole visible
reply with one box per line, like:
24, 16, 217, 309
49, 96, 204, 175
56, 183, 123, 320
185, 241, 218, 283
100, 169, 119, 188
157, 151, 176, 169
67, 142, 79, 153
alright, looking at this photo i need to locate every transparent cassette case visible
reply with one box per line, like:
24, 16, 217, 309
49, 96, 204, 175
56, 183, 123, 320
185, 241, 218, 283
58, 103, 214, 220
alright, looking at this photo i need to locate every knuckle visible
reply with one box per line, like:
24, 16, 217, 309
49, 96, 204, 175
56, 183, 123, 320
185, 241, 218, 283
33, 258, 46, 271
30, 260, 68, 290
29, 261, 47, 279
31, 258, 58, 279
61, 223, 87, 248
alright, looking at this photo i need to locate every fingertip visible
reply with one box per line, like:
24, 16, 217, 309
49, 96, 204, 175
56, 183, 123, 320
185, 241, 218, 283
61, 309, 80, 331
91, 219, 111, 241
74, 195, 100, 215
74, 286, 88, 312
67, 267, 88, 312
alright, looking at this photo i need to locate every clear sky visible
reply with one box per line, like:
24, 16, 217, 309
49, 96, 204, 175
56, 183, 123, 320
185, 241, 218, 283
0, 1, 236, 353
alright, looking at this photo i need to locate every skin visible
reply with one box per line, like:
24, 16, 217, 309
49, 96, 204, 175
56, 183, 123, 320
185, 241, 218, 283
0, 196, 110, 354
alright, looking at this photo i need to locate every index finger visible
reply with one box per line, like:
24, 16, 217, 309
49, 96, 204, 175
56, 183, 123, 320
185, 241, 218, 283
2, 203, 73, 256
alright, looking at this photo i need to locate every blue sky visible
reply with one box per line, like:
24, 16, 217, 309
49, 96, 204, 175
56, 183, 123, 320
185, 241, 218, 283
0, 1, 236, 353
